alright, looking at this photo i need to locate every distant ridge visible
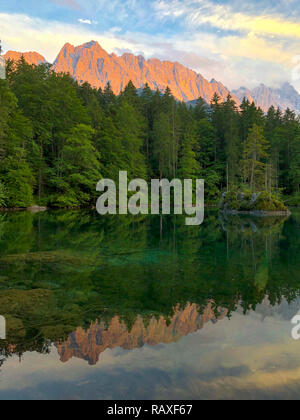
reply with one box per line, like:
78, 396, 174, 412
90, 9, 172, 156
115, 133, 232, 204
233, 83, 300, 114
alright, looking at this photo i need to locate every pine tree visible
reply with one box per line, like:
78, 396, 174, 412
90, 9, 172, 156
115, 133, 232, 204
0, 79, 34, 207
264, 106, 283, 190
194, 97, 209, 121
195, 118, 220, 200
289, 133, 300, 193
239, 99, 264, 143
241, 124, 270, 191
152, 113, 172, 178
140, 83, 154, 160
49, 124, 101, 207
178, 106, 200, 179
116, 101, 147, 179
120, 81, 140, 110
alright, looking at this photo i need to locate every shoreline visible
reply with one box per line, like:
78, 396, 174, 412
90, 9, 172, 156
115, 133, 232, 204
0, 205, 48, 213
0, 207, 293, 217
0, 203, 219, 213
220, 209, 292, 217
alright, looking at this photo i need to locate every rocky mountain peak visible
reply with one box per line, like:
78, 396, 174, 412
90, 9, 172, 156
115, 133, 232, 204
51, 41, 240, 103
3, 50, 47, 66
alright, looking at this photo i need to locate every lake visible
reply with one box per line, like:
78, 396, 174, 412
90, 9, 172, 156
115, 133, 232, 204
0, 209, 299, 400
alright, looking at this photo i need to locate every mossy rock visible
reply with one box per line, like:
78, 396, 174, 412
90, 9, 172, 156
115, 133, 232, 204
220, 190, 289, 214
254, 192, 288, 211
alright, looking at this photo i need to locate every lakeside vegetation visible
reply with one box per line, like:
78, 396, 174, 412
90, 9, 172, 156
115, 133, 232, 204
219, 190, 289, 214
0, 58, 299, 209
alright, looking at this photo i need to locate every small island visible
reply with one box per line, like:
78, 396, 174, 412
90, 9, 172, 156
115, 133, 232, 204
219, 190, 291, 216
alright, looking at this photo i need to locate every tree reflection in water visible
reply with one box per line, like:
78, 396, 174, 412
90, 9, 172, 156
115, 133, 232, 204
0, 209, 298, 366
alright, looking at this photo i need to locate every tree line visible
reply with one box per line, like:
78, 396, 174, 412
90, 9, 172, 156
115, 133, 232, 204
0, 58, 299, 208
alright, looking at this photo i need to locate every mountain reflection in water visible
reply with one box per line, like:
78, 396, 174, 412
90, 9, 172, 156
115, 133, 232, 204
56, 303, 227, 365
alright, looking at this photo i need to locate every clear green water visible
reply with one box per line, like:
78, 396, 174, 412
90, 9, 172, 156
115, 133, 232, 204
0, 209, 299, 400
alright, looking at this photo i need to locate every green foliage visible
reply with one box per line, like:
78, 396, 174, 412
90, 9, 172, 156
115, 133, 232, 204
0, 79, 34, 208
2, 157, 34, 207
0, 59, 299, 209
152, 112, 173, 178
241, 124, 270, 191
285, 193, 300, 207
0, 181, 6, 207
49, 124, 101, 208
253, 191, 286, 211
116, 101, 146, 179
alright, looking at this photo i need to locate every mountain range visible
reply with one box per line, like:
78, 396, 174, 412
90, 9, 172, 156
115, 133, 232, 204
233, 83, 300, 114
3, 41, 300, 114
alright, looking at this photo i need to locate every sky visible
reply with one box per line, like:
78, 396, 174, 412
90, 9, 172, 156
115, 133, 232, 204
0, 0, 300, 92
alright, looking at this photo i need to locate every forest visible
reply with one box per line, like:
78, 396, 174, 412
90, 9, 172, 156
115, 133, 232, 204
0, 58, 299, 209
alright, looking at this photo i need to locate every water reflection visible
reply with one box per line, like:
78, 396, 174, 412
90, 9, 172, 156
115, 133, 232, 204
56, 303, 228, 365
0, 209, 299, 399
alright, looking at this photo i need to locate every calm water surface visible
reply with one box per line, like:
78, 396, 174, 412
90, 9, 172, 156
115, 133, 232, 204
0, 209, 299, 400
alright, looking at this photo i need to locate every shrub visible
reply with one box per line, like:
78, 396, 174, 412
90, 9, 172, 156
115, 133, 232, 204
285, 193, 300, 207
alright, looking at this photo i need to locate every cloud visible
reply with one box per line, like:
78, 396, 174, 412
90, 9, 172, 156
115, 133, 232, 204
148, 29, 299, 89
154, 0, 300, 38
0, 11, 299, 92
0, 13, 137, 63
78, 19, 92, 24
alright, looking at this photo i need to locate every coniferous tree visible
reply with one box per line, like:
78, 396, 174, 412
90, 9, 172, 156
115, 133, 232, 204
116, 100, 147, 179
178, 105, 200, 180
241, 124, 270, 191
0, 79, 34, 207
140, 83, 154, 160
152, 112, 172, 178
49, 124, 101, 207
